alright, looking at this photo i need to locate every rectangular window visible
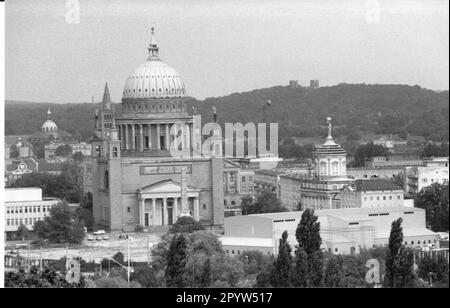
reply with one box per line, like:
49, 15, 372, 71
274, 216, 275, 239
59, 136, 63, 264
7, 219, 10, 226
241, 176, 246, 182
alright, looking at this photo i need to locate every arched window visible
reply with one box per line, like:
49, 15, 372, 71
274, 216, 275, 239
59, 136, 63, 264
112, 147, 118, 157
332, 162, 339, 175
320, 162, 327, 175
104, 171, 109, 190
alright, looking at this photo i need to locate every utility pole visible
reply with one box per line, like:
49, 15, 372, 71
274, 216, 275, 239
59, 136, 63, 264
127, 237, 131, 287
65, 245, 69, 271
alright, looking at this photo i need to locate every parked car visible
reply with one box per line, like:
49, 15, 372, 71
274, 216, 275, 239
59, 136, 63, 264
87, 235, 94, 241
96, 236, 103, 241
93, 230, 106, 235
102, 235, 109, 241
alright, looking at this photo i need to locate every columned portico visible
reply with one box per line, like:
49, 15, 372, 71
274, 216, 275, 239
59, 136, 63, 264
137, 179, 201, 226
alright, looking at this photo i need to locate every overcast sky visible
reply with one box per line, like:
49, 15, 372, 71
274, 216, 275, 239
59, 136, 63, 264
5, 0, 449, 103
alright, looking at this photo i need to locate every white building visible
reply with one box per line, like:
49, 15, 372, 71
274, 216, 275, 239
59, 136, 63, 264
4, 187, 61, 232
336, 179, 405, 209
405, 157, 449, 194
221, 206, 439, 256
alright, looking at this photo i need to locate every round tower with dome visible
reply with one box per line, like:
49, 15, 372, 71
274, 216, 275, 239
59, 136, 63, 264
313, 117, 347, 178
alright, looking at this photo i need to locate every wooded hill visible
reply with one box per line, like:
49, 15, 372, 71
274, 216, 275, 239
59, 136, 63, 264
5, 84, 449, 143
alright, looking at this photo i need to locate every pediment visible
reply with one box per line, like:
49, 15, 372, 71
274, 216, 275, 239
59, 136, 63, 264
139, 179, 200, 194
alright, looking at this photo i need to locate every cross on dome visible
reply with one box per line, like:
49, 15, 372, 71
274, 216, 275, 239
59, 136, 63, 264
147, 27, 160, 60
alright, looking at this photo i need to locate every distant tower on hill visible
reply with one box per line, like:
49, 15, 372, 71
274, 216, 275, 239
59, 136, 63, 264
289, 80, 299, 88
310, 80, 320, 89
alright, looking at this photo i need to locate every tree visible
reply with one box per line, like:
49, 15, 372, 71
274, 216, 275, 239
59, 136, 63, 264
292, 247, 308, 287
130, 265, 160, 288
418, 254, 449, 288
165, 234, 188, 287
353, 142, 388, 167
91, 276, 141, 288
385, 218, 418, 288
33, 201, 85, 244
55, 144, 73, 157
11, 172, 81, 203
169, 216, 205, 234
293, 208, 323, 287
241, 191, 287, 215
199, 258, 212, 287
240, 195, 255, 215
414, 183, 449, 232
5, 267, 85, 288
75, 192, 94, 230
422, 142, 449, 158
72, 151, 84, 162
392, 173, 405, 189
324, 256, 344, 287
270, 231, 292, 287
15, 224, 31, 241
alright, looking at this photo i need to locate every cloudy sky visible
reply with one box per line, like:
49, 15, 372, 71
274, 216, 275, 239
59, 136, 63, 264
5, 0, 449, 103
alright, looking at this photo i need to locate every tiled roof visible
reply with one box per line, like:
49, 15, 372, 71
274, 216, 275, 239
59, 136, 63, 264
354, 179, 402, 192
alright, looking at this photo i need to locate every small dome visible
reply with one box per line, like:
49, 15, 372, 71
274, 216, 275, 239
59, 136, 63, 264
42, 120, 58, 133
122, 27, 186, 99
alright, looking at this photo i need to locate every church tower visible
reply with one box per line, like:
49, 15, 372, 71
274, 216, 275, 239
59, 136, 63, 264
314, 117, 347, 177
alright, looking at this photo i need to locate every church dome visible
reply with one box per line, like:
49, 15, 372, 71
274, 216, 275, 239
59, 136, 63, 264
122, 28, 186, 99
41, 109, 58, 133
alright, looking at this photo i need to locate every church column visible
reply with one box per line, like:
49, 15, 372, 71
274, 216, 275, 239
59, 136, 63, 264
186, 124, 191, 151
139, 198, 145, 226
148, 124, 152, 149
194, 197, 200, 221
139, 124, 144, 152
162, 198, 168, 226
173, 198, 179, 222
328, 196, 333, 209
152, 198, 156, 226
131, 124, 136, 150
125, 124, 129, 150
156, 124, 161, 150
165, 124, 170, 150
181, 123, 185, 150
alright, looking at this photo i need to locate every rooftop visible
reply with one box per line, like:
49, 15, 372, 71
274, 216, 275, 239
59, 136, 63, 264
354, 179, 403, 192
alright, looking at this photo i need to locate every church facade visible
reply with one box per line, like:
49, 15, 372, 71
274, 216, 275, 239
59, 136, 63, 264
91, 29, 228, 231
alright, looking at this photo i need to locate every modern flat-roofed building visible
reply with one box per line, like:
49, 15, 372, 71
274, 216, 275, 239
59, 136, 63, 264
222, 206, 439, 256
4, 187, 61, 232
405, 160, 449, 194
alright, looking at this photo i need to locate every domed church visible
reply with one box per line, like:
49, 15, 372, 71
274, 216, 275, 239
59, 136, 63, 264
27, 109, 75, 145
91, 28, 233, 231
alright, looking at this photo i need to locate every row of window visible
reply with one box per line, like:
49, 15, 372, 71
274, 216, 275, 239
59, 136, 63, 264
226, 249, 272, 256
126, 101, 185, 112
6, 205, 51, 214
363, 195, 401, 201
405, 239, 437, 245
368, 212, 390, 217
6, 217, 41, 227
